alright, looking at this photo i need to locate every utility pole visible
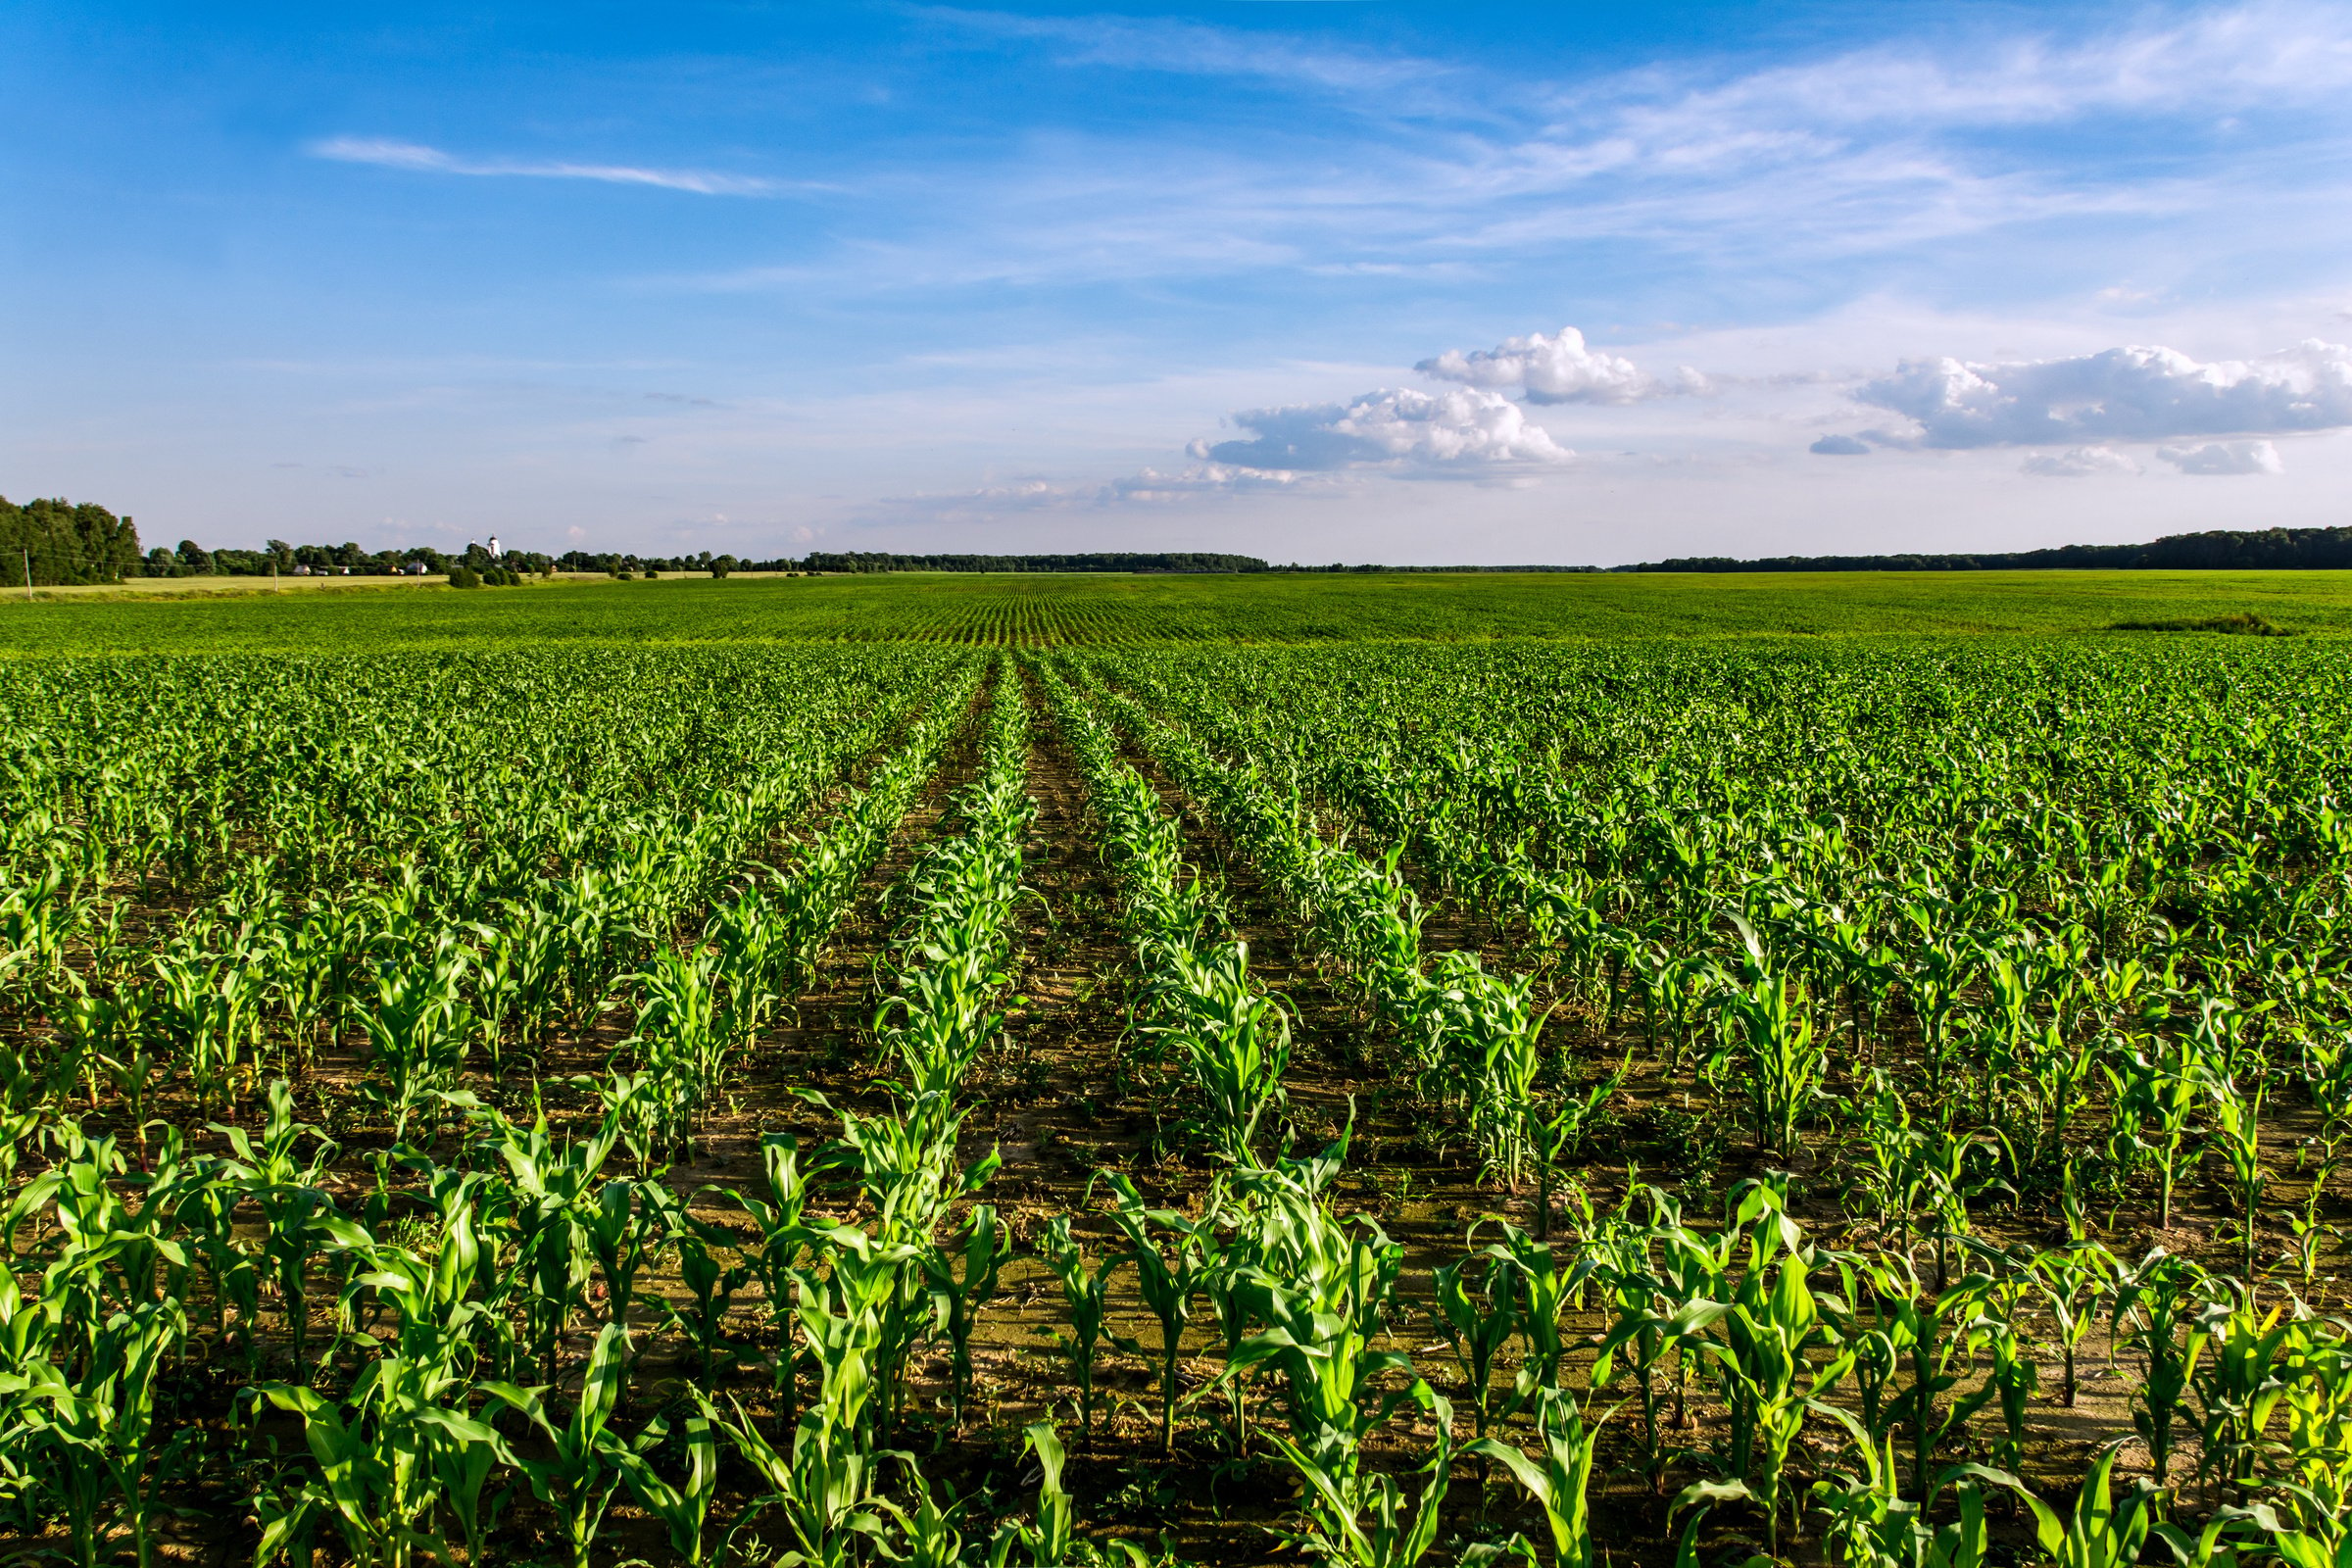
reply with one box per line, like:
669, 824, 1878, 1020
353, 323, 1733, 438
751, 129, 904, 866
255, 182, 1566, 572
21, 549, 29, 601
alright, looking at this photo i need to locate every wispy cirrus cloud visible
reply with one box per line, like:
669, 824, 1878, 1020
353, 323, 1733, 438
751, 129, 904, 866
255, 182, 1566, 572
630, 3, 2352, 305
307, 137, 802, 197
915, 7, 1452, 96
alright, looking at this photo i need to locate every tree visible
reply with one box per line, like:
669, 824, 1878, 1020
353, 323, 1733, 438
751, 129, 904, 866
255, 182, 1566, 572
175, 539, 212, 574
0, 495, 144, 584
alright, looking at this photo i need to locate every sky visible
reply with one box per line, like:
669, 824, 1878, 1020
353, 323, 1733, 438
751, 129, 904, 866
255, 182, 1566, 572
6, 2, 2352, 566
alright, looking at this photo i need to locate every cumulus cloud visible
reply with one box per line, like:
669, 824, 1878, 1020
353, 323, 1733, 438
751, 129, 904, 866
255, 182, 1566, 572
1809, 433, 1871, 456
309, 136, 791, 196
1192, 386, 1570, 469
2157, 439, 2283, 474
2021, 445, 2140, 477
1852, 339, 2352, 448
1416, 326, 1708, 405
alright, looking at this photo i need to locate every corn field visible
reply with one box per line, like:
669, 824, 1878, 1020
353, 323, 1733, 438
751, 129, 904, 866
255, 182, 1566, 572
4, 633, 2352, 1567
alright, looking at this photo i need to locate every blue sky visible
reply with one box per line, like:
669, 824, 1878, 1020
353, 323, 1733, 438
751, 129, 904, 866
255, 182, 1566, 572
7, 2, 2352, 564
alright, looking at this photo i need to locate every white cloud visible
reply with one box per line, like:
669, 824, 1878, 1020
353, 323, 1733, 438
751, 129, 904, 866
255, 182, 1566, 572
1809, 433, 1871, 456
2021, 445, 2140, 476
918, 8, 1446, 96
1415, 326, 1708, 404
2157, 438, 2284, 473
308, 137, 793, 197
1192, 387, 1571, 469
1107, 465, 1312, 500
1852, 339, 2352, 447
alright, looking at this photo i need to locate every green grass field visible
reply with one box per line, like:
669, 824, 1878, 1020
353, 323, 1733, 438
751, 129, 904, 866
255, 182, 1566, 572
5, 567, 2352, 653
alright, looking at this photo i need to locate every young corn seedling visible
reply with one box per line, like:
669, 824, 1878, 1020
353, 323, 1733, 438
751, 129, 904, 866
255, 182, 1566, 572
17, 1299, 189, 1568
478, 1320, 637, 1568
922, 1201, 1005, 1429
1039, 1212, 1117, 1446
1711, 971, 1826, 1158
2015, 1450, 2160, 1568
2113, 1250, 2217, 1491
1101, 1171, 1213, 1455
877, 1453, 967, 1568
1270, 1383, 1456, 1568
667, 1214, 745, 1380
985, 1420, 1084, 1568
1143, 940, 1294, 1169
728, 1131, 827, 1421
2276, 1306, 2352, 1540
2112, 1032, 2204, 1230
1229, 1197, 1414, 1534
2025, 1196, 2122, 1409
1477, 1221, 1576, 1402
614, 1411, 720, 1567
1705, 1235, 1855, 1557
1963, 1271, 2039, 1480
1812, 1394, 2032, 1568
1527, 1050, 1629, 1242
695, 1390, 889, 1568
251, 1341, 514, 1568
1466, 1387, 1612, 1568
2189, 1294, 2293, 1495
1433, 1246, 1520, 1440
1849, 1254, 1996, 1505
2204, 1066, 2272, 1288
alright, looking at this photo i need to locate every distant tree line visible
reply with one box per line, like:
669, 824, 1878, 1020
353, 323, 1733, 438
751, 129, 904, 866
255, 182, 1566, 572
0, 496, 144, 586
1612, 526, 2352, 573
798, 551, 1271, 573
18, 491, 2352, 584
143, 539, 560, 579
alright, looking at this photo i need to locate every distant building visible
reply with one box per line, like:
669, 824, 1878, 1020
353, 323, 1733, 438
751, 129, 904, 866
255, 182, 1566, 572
486, 535, 502, 559
399, 562, 430, 575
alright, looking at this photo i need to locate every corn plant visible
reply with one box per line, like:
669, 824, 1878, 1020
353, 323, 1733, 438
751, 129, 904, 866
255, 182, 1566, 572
1433, 1246, 1520, 1439
576, 1175, 681, 1333
2190, 1294, 2294, 1494
1711, 971, 1827, 1158
15, 1299, 188, 1568
2025, 1205, 2121, 1409
1101, 1171, 1213, 1455
1039, 1212, 1116, 1445
1270, 1382, 1456, 1568
1143, 940, 1294, 1168
2114, 1250, 2217, 1489
2111, 1033, 2204, 1230
728, 1131, 826, 1421
478, 1320, 637, 1568
1848, 1254, 1996, 1504
358, 936, 474, 1146
922, 1201, 1005, 1428
1480, 1221, 1578, 1402
615, 1411, 720, 1567
251, 1346, 513, 1568
2205, 1065, 2272, 1287
2277, 1306, 2352, 1539
1467, 1388, 1611, 1568
696, 1390, 890, 1568
1806, 1408, 2018, 1568
2015, 1450, 2160, 1568
1227, 1170, 1410, 1500
1703, 1219, 1855, 1556
986, 1420, 1085, 1568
